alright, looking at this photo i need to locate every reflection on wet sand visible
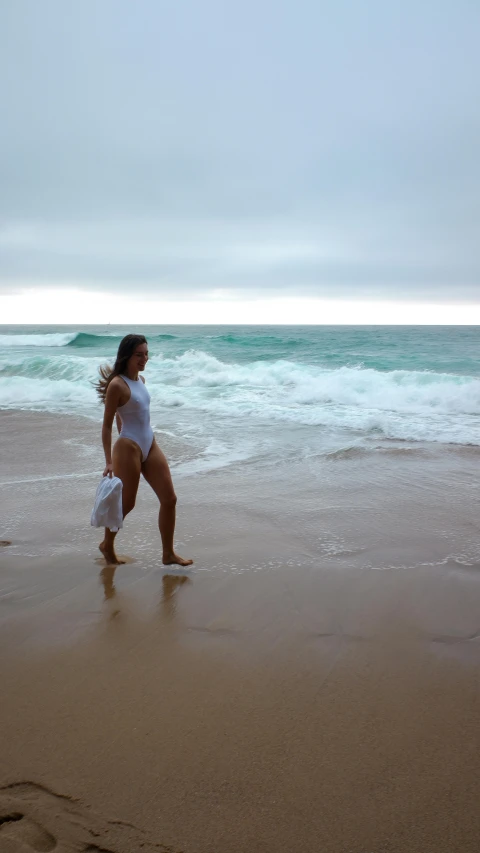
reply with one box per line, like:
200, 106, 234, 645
160, 574, 192, 621
100, 565, 117, 600
99, 566, 192, 622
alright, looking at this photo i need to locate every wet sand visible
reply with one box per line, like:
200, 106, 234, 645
1, 411, 480, 852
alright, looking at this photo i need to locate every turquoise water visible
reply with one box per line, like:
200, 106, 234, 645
1, 324, 478, 372
1, 325, 480, 449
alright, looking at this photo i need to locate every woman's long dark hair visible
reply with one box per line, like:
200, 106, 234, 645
95, 334, 147, 403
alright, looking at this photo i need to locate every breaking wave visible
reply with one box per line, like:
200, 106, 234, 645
1, 347, 480, 444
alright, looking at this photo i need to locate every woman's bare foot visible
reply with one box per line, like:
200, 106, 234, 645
99, 541, 126, 565
162, 551, 193, 567
0, 540, 12, 547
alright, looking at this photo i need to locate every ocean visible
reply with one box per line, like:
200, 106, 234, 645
1, 324, 480, 446
1, 324, 480, 572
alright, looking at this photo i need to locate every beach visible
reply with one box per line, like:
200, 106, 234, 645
1, 408, 480, 852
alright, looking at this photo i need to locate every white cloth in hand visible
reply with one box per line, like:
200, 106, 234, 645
91, 476, 123, 532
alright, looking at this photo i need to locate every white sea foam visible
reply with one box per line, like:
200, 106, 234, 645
0, 375, 97, 410
175, 437, 254, 476
149, 351, 480, 413
0, 333, 78, 347
2, 349, 480, 444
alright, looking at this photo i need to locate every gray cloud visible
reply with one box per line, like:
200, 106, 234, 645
1, 0, 479, 302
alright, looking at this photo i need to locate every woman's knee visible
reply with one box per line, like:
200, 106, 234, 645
161, 492, 177, 509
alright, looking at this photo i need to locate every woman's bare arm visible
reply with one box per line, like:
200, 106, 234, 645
102, 380, 122, 476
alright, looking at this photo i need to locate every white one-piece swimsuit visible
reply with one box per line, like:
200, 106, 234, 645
118, 375, 154, 461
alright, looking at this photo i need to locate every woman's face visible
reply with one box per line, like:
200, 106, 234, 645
128, 342, 149, 372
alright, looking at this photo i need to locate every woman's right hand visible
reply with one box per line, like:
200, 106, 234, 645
103, 463, 114, 478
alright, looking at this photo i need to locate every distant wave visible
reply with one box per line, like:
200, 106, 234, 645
0, 333, 79, 347
0, 331, 178, 348
210, 333, 302, 349
67, 332, 178, 348
67, 332, 121, 348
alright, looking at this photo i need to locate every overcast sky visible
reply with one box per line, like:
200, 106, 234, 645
1, 0, 479, 322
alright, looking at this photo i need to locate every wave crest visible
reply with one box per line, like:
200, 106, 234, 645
0, 333, 78, 347
2, 348, 480, 444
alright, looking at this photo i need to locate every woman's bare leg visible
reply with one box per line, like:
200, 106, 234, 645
99, 438, 142, 565
142, 441, 193, 566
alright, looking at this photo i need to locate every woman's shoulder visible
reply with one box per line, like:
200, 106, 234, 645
109, 375, 126, 390
106, 375, 128, 399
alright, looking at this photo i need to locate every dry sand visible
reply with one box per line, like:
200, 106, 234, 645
1, 412, 480, 852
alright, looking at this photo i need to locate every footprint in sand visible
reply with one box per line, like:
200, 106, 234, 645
0, 809, 56, 851
0, 782, 181, 853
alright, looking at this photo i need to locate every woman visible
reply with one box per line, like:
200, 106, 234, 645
95, 333, 193, 567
